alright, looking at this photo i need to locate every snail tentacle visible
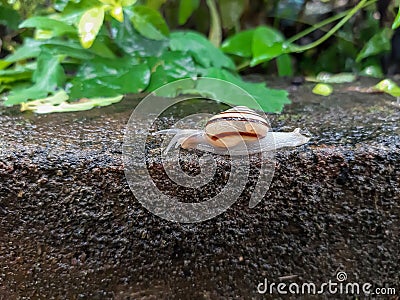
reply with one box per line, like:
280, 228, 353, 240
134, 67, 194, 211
157, 129, 203, 154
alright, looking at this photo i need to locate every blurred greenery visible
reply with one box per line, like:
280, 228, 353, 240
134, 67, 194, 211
0, 0, 398, 113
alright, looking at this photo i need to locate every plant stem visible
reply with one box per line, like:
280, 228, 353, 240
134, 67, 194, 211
287, 0, 376, 44
206, 0, 222, 47
291, 0, 373, 53
237, 59, 251, 71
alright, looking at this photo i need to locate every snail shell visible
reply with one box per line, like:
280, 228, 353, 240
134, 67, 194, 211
202, 106, 270, 148
156, 106, 310, 156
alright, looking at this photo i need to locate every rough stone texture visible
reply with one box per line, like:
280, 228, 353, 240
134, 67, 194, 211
0, 78, 399, 299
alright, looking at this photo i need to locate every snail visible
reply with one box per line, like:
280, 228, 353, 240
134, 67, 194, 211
156, 106, 310, 156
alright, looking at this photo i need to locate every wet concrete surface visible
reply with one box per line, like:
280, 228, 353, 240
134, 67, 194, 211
0, 77, 399, 299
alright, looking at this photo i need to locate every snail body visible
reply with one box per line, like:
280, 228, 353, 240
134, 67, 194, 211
157, 106, 310, 156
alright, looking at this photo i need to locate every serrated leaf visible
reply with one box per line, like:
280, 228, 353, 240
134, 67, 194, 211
78, 6, 105, 48
178, 0, 199, 25
221, 29, 255, 58
19, 16, 76, 36
356, 28, 391, 62
130, 5, 169, 40
170, 31, 235, 70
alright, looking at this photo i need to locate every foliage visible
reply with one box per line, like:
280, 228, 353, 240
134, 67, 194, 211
1, 0, 399, 113
0, 0, 292, 113
221, 0, 390, 74
163, 0, 394, 76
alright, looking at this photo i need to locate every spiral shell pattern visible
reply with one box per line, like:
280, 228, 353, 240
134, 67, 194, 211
204, 106, 270, 148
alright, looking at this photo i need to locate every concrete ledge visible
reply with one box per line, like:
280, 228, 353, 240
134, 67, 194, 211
0, 79, 399, 298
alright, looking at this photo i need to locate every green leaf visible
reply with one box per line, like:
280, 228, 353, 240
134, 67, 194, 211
170, 31, 235, 70
19, 16, 76, 36
312, 83, 333, 96
145, 0, 166, 9
276, 54, 293, 77
0, 3, 21, 30
392, 7, 400, 29
374, 79, 400, 97
0, 60, 12, 70
221, 29, 255, 58
356, 28, 391, 62
88, 38, 117, 58
69, 56, 150, 98
98, 0, 116, 4
250, 26, 287, 66
4, 51, 65, 106
0, 85, 8, 94
202, 68, 291, 113
111, 16, 168, 57
0, 63, 35, 84
359, 65, 383, 78
130, 5, 169, 40
122, 0, 137, 6
5, 39, 97, 64
4, 38, 44, 63
79, 6, 105, 48
153, 79, 197, 97
55, 0, 75, 12
178, 0, 199, 25
61, 0, 102, 25
41, 42, 95, 60
110, 5, 124, 22
219, 0, 244, 30
146, 51, 197, 91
